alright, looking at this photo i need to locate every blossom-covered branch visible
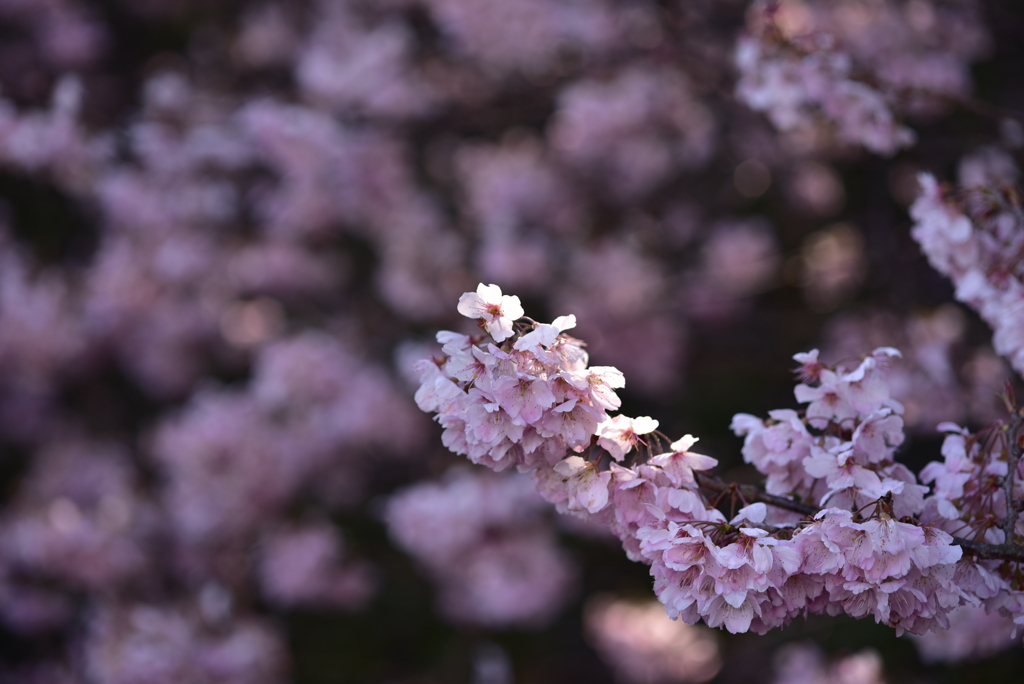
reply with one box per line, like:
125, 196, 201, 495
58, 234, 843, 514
909, 150, 1024, 375
416, 283, 1024, 636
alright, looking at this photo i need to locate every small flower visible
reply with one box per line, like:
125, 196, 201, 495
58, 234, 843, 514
597, 415, 659, 461
792, 349, 825, 383
553, 456, 612, 514
649, 435, 718, 486
457, 284, 525, 342
584, 366, 626, 411
513, 315, 577, 354
491, 374, 557, 425
794, 369, 856, 427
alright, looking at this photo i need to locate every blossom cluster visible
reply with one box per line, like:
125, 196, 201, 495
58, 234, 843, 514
0, 327, 414, 680
733, 348, 924, 515
735, 3, 908, 155
417, 284, 1024, 639
819, 307, 1009, 432
735, 23, 914, 155
910, 149, 1024, 376
583, 596, 722, 684
916, 419, 1024, 633
385, 468, 577, 628
415, 283, 630, 473
770, 642, 887, 684
912, 603, 1018, 664
735, 0, 989, 155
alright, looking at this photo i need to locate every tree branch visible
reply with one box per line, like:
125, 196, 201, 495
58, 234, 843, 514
1003, 415, 1023, 543
951, 537, 1024, 563
694, 472, 819, 517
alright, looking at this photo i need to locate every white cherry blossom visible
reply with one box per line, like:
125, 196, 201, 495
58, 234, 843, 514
457, 283, 524, 342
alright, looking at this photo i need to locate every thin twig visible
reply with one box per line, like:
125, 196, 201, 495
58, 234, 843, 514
1002, 414, 1024, 543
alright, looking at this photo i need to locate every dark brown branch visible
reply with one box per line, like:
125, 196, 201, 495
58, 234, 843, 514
941, 92, 1024, 125
952, 537, 1024, 563
1004, 415, 1024, 542
694, 472, 819, 517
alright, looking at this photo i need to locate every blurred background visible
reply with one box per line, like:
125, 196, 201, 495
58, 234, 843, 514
0, 0, 1022, 681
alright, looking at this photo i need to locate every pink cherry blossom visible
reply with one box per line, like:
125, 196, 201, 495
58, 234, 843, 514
582, 366, 626, 411
597, 415, 659, 461
793, 349, 825, 384
490, 374, 556, 425
648, 436, 718, 487
513, 314, 576, 355
539, 400, 601, 450
794, 370, 858, 427
553, 456, 612, 514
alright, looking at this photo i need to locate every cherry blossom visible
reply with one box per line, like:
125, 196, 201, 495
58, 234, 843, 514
457, 283, 525, 342
648, 436, 718, 487
513, 314, 576, 355
598, 415, 660, 462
